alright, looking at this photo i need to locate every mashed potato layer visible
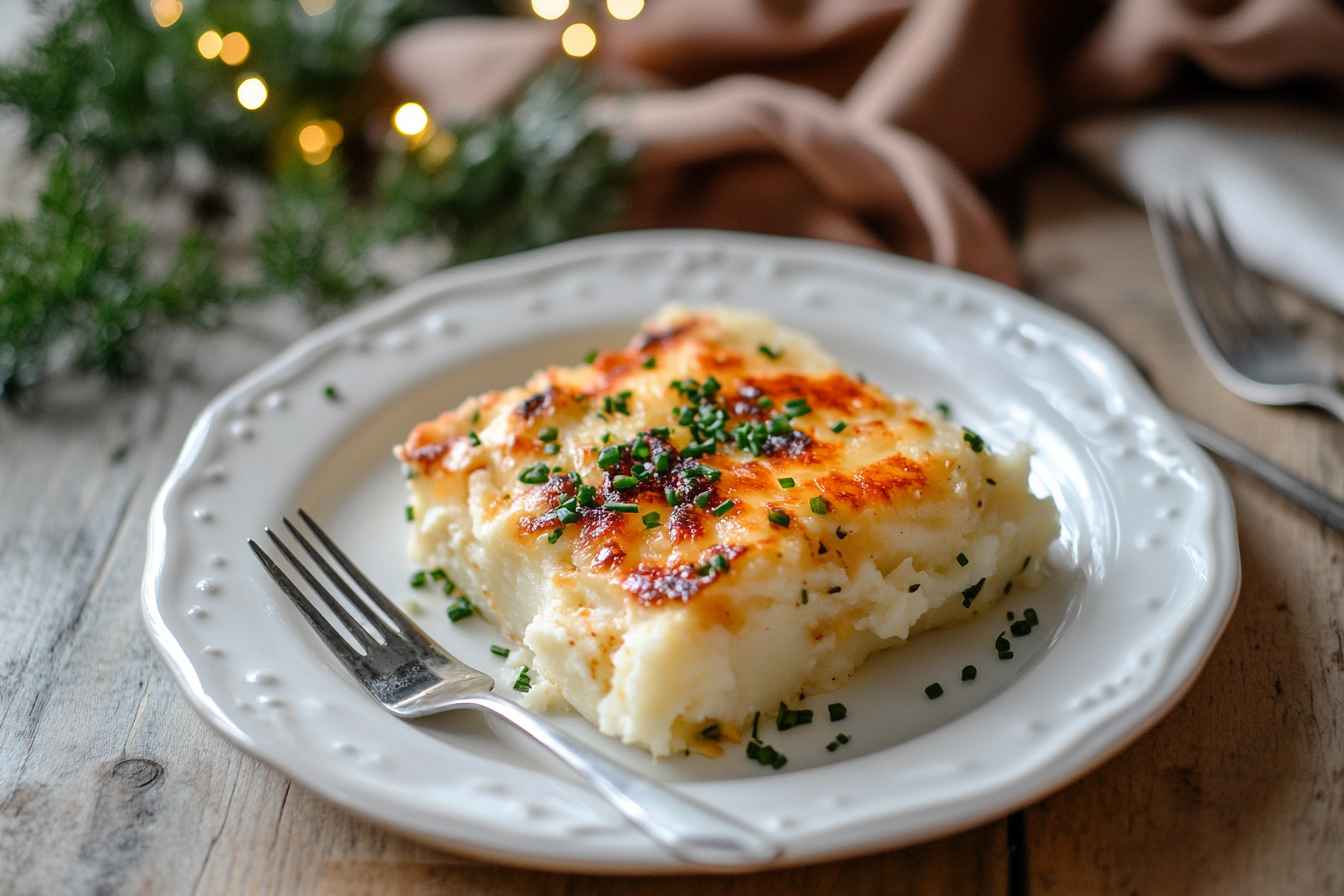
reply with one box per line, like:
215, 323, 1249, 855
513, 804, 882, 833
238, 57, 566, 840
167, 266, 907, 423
397, 306, 1058, 756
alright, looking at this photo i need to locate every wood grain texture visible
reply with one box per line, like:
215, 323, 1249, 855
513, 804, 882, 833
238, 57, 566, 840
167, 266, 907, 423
1021, 165, 1344, 896
1, 160, 1339, 895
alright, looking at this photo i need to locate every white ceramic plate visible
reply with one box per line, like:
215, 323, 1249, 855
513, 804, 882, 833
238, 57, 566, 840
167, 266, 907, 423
143, 232, 1239, 873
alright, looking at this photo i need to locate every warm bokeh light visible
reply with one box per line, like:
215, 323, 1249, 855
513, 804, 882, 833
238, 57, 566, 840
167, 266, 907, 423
298, 123, 328, 154
150, 0, 182, 28
531, 0, 569, 20
236, 76, 268, 111
606, 0, 643, 20
392, 102, 430, 137
298, 119, 343, 165
196, 30, 223, 59
219, 32, 250, 65
298, 0, 335, 14
561, 22, 597, 57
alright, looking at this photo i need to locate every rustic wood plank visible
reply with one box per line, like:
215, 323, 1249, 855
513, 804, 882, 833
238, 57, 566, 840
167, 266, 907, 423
1020, 165, 1344, 895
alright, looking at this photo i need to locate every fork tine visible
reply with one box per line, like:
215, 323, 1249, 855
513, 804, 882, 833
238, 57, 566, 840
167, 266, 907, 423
248, 539, 370, 668
281, 516, 399, 643
1149, 193, 1244, 356
1164, 193, 1259, 356
297, 509, 419, 633
265, 528, 381, 649
1193, 188, 1294, 341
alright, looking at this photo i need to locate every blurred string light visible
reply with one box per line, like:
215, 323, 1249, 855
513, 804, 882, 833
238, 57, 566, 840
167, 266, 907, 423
219, 31, 250, 65
392, 101, 430, 138
606, 0, 643, 20
236, 76, 268, 110
150, 0, 182, 28
561, 22, 596, 57
531, 0, 569, 20
298, 119, 343, 165
196, 29, 223, 59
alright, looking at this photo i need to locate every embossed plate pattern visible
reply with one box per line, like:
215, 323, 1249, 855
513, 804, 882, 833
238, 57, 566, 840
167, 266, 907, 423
142, 232, 1239, 873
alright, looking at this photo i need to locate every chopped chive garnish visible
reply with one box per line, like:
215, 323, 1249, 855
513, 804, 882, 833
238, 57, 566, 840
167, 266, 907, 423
908, 583, 921, 592
323, 384, 340, 402
751, 711, 760, 740
768, 509, 790, 527
468, 431, 482, 446
961, 577, 986, 608
756, 396, 774, 409
777, 477, 796, 489
924, 682, 944, 700
831, 421, 847, 433
404, 505, 414, 522
490, 644, 510, 658
962, 427, 986, 453
544, 443, 560, 455
538, 426, 558, 443
828, 703, 847, 722
577, 484, 598, 507
518, 462, 550, 484
547, 528, 563, 544
998, 650, 1015, 661
470, 410, 481, 424
632, 439, 651, 461
935, 400, 952, 418
642, 511, 661, 529
409, 570, 427, 588
429, 569, 447, 582
1024, 607, 1039, 626
513, 666, 532, 692
758, 344, 783, 360
654, 453, 671, 474
711, 499, 734, 516
995, 632, 1011, 652
693, 491, 711, 509
556, 507, 581, 525
597, 446, 621, 469
605, 502, 639, 513
642, 355, 657, 369
601, 432, 612, 444
837, 733, 849, 744
612, 474, 638, 490
809, 496, 830, 515
962, 664, 978, 682
826, 741, 838, 753
956, 552, 969, 567
784, 398, 812, 417
700, 723, 721, 741
583, 350, 597, 364
745, 740, 787, 770
447, 600, 473, 623
776, 702, 814, 731
711, 553, 729, 573
1010, 619, 1032, 637
664, 487, 680, 506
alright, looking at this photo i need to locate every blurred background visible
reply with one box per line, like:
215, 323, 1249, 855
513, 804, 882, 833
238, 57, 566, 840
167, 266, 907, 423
1, 0, 1341, 407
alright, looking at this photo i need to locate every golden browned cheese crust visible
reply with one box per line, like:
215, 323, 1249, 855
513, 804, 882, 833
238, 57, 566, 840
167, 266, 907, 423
398, 308, 959, 622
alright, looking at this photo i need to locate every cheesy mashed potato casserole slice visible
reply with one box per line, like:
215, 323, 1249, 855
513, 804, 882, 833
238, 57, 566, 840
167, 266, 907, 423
398, 306, 1058, 757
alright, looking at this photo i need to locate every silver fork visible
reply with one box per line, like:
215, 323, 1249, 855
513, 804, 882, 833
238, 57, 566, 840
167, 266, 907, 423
1147, 188, 1344, 422
247, 509, 780, 867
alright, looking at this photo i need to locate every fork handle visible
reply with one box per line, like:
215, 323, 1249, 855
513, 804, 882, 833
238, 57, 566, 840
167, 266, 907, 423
449, 693, 782, 866
1178, 414, 1344, 531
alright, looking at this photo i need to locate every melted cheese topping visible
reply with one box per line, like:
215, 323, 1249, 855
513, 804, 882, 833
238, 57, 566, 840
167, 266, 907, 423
398, 306, 1058, 756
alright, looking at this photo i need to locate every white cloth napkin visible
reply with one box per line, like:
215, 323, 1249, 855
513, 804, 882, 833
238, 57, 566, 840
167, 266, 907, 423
1064, 101, 1344, 316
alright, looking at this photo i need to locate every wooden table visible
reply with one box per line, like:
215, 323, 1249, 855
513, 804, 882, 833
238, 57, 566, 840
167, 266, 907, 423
3, 162, 1341, 894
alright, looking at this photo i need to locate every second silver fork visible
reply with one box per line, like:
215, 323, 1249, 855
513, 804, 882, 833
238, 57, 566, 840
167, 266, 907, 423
1147, 187, 1344, 422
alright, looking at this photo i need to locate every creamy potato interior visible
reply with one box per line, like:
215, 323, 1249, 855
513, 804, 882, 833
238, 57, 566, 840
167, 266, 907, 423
397, 306, 1058, 756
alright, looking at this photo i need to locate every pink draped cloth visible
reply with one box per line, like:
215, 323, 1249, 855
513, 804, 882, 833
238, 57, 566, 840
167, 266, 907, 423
383, 0, 1344, 287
